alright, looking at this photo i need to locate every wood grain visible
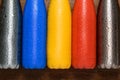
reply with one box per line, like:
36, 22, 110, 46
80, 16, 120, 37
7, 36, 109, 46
0, 68, 120, 80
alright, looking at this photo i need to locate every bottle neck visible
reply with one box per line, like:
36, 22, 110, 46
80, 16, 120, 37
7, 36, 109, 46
26, 0, 44, 3
74, 0, 94, 6
100, 0, 118, 2
100, 0, 119, 5
2, 0, 19, 3
50, 0, 69, 3
75, 0, 94, 3
2, 0, 20, 6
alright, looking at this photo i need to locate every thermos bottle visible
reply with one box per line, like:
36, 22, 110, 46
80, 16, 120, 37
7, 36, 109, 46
47, 0, 71, 69
72, 0, 96, 69
22, 0, 47, 69
98, 0, 120, 69
0, 0, 22, 69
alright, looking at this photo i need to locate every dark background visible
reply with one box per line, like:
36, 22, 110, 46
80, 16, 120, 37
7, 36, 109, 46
0, 0, 120, 80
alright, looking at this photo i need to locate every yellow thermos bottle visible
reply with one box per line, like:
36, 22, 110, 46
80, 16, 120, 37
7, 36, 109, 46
47, 0, 71, 69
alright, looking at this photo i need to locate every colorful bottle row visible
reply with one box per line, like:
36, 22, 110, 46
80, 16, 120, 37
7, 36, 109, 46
0, 0, 119, 69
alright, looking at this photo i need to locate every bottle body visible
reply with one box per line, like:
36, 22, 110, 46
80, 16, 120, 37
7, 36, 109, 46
22, 0, 47, 69
0, 0, 22, 69
98, 0, 120, 69
47, 0, 71, 69
72, 0, 96, 69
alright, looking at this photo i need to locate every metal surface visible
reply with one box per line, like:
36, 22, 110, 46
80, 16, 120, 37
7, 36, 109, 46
98, 0, 120, 69
0, 0, 22, 69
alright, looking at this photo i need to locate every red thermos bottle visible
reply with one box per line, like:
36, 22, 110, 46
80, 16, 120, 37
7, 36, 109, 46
72, 0, 96, 69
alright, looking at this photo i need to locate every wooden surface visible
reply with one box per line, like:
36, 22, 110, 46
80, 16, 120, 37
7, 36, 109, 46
0, 0, 120, 80
0, 68, 120, 80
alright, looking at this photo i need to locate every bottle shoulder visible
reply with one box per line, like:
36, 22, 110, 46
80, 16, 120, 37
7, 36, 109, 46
48, 2, 71, 12
24, 2, 46, 13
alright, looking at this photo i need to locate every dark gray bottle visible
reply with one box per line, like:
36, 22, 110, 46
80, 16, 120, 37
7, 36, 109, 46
98, 0, 120, 69
0, 0, 22, 69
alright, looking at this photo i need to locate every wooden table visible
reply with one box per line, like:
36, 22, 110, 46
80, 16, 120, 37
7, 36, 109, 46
0, 68, 120, 80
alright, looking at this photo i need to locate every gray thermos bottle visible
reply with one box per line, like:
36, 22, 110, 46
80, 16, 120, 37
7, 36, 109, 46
98, 0, 120, 69
0, 0, 22, 69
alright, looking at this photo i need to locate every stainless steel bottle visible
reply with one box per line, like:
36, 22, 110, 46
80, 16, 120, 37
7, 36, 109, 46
98, 0, 120, 69
0, 0, 22, 69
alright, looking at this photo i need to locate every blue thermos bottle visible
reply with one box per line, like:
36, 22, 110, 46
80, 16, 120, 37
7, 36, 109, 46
22, 0, 47, 69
